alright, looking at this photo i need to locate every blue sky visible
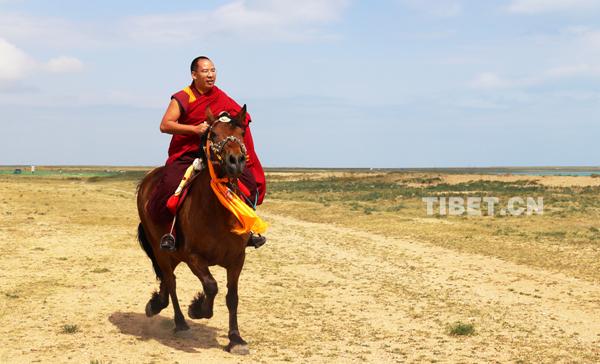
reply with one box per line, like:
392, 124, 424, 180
1, 0, 599, 167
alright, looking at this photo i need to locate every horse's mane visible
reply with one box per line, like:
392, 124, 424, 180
198, 133, 209, 162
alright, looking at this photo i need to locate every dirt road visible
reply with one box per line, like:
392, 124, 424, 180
0, 178, 598, 363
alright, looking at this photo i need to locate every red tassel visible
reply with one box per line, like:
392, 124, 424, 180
166, 195, 180, 215
238, 181, 251, 197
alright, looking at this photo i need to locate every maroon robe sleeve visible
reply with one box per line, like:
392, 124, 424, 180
171, 90, 190, 116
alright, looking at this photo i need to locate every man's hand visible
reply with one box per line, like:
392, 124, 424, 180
160, 100, 211, 136
193, 122, 210, 135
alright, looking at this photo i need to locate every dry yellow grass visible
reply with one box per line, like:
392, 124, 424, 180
0, 171, 598, 363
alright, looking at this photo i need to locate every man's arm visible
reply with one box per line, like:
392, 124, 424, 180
159, 99, 209, 135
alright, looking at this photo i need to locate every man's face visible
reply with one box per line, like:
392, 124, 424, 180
192, 59, 216, 91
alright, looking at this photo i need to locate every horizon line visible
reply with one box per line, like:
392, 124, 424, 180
2, 165, 600, 171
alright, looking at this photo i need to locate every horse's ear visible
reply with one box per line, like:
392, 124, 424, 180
205, 107, 215, 125
237, 104, 247, 125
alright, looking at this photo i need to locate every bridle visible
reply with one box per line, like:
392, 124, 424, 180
209, 135, 247, 162
199, 111, 257, 209
204, 113, 247, 166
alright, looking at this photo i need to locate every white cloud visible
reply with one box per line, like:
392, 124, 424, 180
469, 72, 518, 89
0, 1, 348, 47
507, 0, 600, 14
0, 37, 35, 81
0, 37, 83, 91
0, 12, 108, 49
45, 56, 84, 73
125, 0, 349, 43
546, 64, 600, 77
470, 64, 600, 90
398, 0, 462, 18
469, 24, 600, 91
247, 0, 348, 22
563, 26, 600, 50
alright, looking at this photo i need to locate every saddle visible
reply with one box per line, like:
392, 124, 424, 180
165, 158, 254, 216
165, 158, 203, 215
159, 157, 259, 251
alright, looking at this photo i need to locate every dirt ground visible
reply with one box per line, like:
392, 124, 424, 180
441, 173, 600, 187
0, 174, 599, 363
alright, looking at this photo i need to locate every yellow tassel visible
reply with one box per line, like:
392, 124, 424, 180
206, 138, 268, 235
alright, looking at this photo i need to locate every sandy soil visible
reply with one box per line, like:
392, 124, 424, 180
441, 174, 600, 187
0, 176, 598, 363
268, 170, 600, 187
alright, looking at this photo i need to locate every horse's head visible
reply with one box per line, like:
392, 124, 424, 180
205, 105, 248, 180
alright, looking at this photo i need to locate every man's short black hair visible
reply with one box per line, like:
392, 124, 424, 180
191, 56, 211, 72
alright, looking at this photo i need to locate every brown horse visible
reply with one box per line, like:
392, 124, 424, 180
136, 106, 252, 354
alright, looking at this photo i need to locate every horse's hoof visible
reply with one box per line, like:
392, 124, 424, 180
226, 343, 249, 355
145, 291, 167, 317
188, 306, 213, 320
188, 294, 213, 319
145, 301, 154, 317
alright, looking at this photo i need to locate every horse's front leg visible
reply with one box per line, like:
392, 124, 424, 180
145, 280, 169, 317
188, 255, 218, 319
224, 254, 248, 355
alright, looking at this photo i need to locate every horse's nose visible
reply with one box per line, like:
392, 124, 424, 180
237, 154, 246, 166
226, 153, 246, 176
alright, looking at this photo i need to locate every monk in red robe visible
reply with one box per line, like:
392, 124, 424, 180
148, 56, 266, 249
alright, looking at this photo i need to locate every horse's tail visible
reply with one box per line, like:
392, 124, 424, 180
137, 223, 163, 280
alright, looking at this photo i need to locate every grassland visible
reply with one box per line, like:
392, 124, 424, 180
266, 171, 600, 282
0, 168, 598, 363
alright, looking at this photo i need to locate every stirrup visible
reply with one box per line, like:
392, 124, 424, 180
160, 217, 178, 252
160, 233, 176, 251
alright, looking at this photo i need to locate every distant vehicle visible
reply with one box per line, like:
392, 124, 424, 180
14, 169, 22, 174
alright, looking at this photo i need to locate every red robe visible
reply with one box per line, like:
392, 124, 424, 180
167, 84, 266, 204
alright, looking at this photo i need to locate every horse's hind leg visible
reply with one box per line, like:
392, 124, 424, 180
145, 280, 169, 317
138, 222, 169, 316
224, 256, 249, 355
142, 257, 187, 331
163, 271, 189, 332
188, 255, 218, 319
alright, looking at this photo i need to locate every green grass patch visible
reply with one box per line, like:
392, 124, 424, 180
61, 324, 80, 334
4, 292, 19, 299
537, 231, 567, 239
448, 322, 475, 336
268, 177, 572, 203
85, 170, 147, 183
405, 176, 443, 184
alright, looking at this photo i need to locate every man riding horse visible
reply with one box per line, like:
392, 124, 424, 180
148, 56, 266, 250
